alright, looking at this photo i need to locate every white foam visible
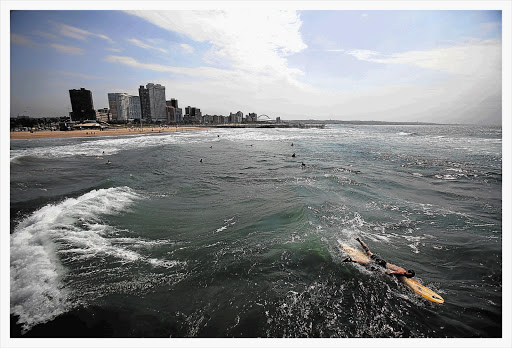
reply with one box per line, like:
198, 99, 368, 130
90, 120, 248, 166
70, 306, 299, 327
10, 131, 209, 160
10, 186, 141, 332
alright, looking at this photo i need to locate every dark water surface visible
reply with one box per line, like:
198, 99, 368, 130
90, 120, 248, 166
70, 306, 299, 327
10, 125, 502, 338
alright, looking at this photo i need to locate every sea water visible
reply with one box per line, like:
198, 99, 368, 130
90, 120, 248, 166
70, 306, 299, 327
9, 124, 502, 337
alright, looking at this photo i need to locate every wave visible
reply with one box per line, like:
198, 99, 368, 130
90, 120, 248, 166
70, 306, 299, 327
9, 131, 208, 161
10, 186, 141, 332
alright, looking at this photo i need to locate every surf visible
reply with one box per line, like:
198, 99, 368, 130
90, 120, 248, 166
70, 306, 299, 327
10, 186, 141, 332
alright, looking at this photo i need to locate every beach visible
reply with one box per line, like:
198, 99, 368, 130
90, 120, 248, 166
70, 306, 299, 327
10, 126, 205, 140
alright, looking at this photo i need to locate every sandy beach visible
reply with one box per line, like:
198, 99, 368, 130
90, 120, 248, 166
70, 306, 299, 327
10, 126, 206, 140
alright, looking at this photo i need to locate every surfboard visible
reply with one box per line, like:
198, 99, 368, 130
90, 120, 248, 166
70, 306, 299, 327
400, 277, 444, 303
340, 242, 444, 304
341, 243, 371, 264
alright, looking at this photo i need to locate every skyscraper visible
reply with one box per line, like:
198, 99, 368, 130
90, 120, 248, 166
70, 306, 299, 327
69, 88, 95, 121
139, 85, 151, 122
139, 83, 167, 122
109, 93, 141, 122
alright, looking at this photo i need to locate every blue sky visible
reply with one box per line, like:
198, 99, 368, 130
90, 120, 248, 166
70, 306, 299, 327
6, 5, 505, 124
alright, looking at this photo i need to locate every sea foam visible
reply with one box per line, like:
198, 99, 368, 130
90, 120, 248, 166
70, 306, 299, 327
10, 186, 140, 332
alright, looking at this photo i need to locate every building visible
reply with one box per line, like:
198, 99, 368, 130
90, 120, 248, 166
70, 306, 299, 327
96, 108, 110, 122
184, 106, 202, 124
138, 85, 151, 122
127, 95, 141, 121
229, 111, 243, 124
165, 100, 183, 123
166, 105, 176, 123
69, 88, 95, 121
247, 112, 257, 123
138, 83, 166, 123
108, 93, 141, 122
213, 115, 226, 124
174, 107, 183, 123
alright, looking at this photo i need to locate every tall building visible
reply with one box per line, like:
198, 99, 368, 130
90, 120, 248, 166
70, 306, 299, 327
139, 85, 151, 122
108, 93, 119, 121
108, 93, 141, 122
69, 88, 95, 121
139, 83, 167, 122
170, 98, 178, 108
128, 96, 141, 121
229, 111, 243, 124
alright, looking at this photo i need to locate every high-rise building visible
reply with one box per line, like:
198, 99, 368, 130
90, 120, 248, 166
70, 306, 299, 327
139, 85, 151, 122
108, 93, 141, 122
69, 88, 95, 121
138, 83, 166, 123
108, 93, 119, 121
128, 96, 141, 121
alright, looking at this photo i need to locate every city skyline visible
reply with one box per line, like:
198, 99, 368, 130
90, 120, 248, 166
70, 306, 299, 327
5, 4, 507, 125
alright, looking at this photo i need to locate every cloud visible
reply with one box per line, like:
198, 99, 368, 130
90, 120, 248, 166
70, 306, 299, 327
49, 43, 84, 55
11, 33, 37, 46
127, 38, 168, 53
113, 12, 500, 125
105, 55, 237, 79
125, 10, 307, 78
180, 43, 194, 54
34, 31, 59, 40
51, 21, 113, 43
347, 39, 501, 77
106, 47, 122, 52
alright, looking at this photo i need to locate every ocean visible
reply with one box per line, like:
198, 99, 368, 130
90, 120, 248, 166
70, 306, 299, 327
9, 124, 502, 338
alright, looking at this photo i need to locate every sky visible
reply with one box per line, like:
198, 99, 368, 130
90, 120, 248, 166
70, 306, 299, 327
4, 3, 508, 125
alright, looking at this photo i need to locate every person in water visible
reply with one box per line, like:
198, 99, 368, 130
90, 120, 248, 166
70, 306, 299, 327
343, 237, 415, 278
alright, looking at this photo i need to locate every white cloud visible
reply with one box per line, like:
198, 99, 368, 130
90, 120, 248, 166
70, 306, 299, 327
127, 38, 168, 53
347, 39, 501, 78
180, 43, 194, 54
34, 31, 59, 40
11, 33, 37, 46
113, 12, 500, 125
125, 10, 307, 78
51, 21, 113, 43
49, 43, 84, 55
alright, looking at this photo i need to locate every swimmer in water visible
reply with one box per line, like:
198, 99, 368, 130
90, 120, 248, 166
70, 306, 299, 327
292, 153, 296, 157
343, 237, 415, 278
106, 160, 111, 165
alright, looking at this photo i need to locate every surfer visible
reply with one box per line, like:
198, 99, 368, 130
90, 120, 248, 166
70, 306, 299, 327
343, 237, 415, 278
292, 153, 296, 157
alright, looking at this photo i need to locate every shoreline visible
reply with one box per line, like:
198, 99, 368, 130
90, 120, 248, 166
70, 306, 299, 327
10, 126, 206, 140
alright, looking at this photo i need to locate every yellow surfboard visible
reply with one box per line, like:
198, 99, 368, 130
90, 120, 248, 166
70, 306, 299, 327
340, 242, 444, 304
341, 243, 371, 264
400, 277, 444, 303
